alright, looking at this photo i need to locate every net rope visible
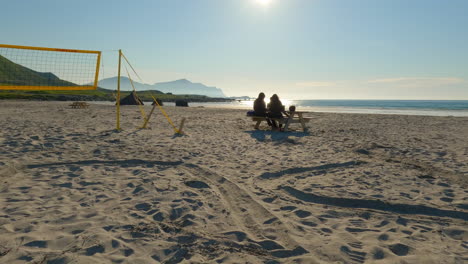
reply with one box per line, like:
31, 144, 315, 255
120, 51, 181, 134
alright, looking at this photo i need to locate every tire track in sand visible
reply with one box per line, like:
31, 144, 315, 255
181, 164, 308, 258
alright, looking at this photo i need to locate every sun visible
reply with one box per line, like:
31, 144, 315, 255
256, 0, 272, 6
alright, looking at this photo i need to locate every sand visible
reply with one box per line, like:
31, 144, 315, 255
0, 100, 467, 264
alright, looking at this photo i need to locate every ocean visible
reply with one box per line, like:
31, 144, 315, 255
185, 100, 468, 117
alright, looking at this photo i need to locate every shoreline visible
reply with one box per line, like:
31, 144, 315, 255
89, 100, 468, 117
2, 99, 467, 117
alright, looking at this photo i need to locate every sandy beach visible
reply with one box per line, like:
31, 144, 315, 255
0, 100, 466, 264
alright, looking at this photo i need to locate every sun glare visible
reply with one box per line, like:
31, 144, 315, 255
256, 0, 272, 6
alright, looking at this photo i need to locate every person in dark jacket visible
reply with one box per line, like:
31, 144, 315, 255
253, 92, 273, 127
253, 92, 267, 116
267, 94, 285, 128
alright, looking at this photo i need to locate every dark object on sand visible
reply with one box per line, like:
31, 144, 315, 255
185, 180, 210, 189
289, 105, 296, 112
246, 110, 255, 116
355, 149, 370, 155
69, 101, 90, 109
175, 100, 189, 107
151, 98, 164, 106
118, 91, 144, 105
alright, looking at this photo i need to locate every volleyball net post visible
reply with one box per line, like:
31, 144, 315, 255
116, 49, 122, 131
114, 49, 185, 134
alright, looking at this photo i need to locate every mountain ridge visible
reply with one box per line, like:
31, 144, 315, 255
97, 77, 226, 98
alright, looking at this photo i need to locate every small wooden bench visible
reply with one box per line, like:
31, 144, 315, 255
251, 111, 311, 132
69, 101, 90, 109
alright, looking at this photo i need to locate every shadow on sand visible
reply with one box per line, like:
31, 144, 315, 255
245, 130, 309, 142
283, 186, 468, 221
260, 161, 366, 179
27, 159, 183, 169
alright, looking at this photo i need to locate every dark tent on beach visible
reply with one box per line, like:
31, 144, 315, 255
118, 91, 144, 105
175, 100, 189, 107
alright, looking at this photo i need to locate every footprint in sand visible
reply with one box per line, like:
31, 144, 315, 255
396, 216, 408, 226
443, 189, 455, 197
262, 197, 277, 203
412, 224, 433, 233
280, 206, 297, 211
374, 220, 390, 228
132, 186, 146, 194
23, 240, 47, 248
122, 247, 134, 257
348, 219, 366, 228
348, 241, 363, 249
440, 197, 454, 203
184, 180, 210, 189
442, 228, 466, 241
378, 233, 389, 241
388, 243, 412, 256
437, 182, 450, 187
340, 245, 367, 263
135, 203, 152, 211
224, 231, 248, 242
345, 227, 379, 233
461, 241, 468, 249
399, 192, 412, 199
263, 217, 279, 225
18, 256, 34, 262
371, 247, 386, 260
301, 221, 318, 227
85, 244, 105, 256
294, 210, 311, 218
170, 207, 188, 220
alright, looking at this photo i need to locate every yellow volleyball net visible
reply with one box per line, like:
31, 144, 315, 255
0, 44, 101, 90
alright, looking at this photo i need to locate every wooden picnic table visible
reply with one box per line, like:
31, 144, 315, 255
283, 111, 310, 132
69, 101, 90, 109
251, 111, 311, 132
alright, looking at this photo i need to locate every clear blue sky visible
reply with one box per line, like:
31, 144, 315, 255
2, 0, 468, 99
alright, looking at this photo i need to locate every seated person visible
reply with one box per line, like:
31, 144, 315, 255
253, 92, 267, 116
253, 92, 273, 127
283, 105, 296, 118
267, 94, 285, 128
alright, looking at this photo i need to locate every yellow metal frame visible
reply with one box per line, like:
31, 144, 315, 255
2, 86, 97, 91
116, 50, 122, 130
0, 44, 101, 91
114, 50, 186, 134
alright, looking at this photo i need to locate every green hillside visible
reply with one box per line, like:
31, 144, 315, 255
0, 87, 228, 102
0, 54, 231, 102
0, 55, 77, 87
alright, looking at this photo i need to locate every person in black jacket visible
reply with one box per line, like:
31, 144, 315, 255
253, 92, 273, 127
267, 94, 285, 128
253, 92, 267, 116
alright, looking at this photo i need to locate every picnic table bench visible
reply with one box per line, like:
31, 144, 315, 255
251, 111, 311, 132
69, 101, 90, 109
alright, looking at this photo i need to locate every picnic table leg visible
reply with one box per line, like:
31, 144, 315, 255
298, 113, 308, 132
283, 113, 294, 132
254, 120, 261, 129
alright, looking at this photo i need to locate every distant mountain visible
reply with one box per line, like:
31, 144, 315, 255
0, 55, 77, 87
96, 76, 154, 91
154, 79, 226, 98
97, 77, 226, 98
